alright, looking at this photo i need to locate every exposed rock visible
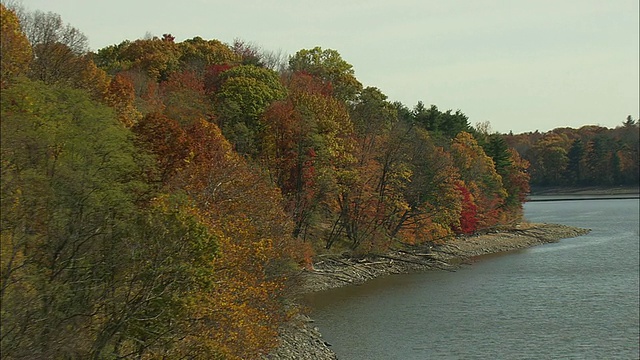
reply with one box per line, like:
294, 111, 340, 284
263, 314, 337, 360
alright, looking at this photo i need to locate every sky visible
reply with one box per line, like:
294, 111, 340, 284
12, 0, 640, 134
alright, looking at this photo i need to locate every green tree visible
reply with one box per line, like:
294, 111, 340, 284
413, 102, 471, 139
0, 79, 218, 358
350, 86, 396, 140
288, 46, 362, 102
565, 138, 586, 185
584, 136, 615, 185
215, 65, 287, 155
483, 134, 512, 175
623, 115, 636, 127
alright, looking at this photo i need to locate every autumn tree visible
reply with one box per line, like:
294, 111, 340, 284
454, 182, 478, 234
215, 64, 287, 155
288, 47, 363, 102
612, 119, 640, 185
500, 149, 531, 222
386, 126, 463, 243
260, 72, 357, 246
0, 4, 32, 87
261, 99, 319, 239
103, 72, 142, 127
132, 112, 190, 183
178, 36, 239, 75
167, 119, 301, 358
335, 87, 399, 251
508, 122, 639, 188
0, 78, 219, 358
1, 5, 109, 98
97, 36, 181, 81
231, 38, 264, 66
17, 9, 87, 83
528, 132, 570, 185
160, 70, 213, 126
450, 132, 507, 230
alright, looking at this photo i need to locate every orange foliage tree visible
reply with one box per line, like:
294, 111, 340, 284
160, 120, 298, 359
104, 73, 142, 127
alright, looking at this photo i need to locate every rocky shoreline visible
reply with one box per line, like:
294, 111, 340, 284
265, 222, 591, 359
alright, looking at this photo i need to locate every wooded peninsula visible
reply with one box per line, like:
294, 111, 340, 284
1, 4, 638, 359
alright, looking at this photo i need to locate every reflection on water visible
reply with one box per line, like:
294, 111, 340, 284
305, 199, 640, 359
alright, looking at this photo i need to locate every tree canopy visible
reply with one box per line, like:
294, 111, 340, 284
2, 4, 634, 358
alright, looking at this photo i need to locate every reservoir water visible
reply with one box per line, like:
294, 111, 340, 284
304, 199, 640, 359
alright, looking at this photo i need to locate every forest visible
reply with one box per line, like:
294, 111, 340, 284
505, 120, 638, 188
1, 4, 638, 359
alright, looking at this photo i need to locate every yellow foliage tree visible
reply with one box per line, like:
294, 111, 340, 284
166, 119, 301, 358
0, 4, 32, 86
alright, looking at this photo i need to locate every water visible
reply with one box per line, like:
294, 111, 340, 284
304, 199, 640, 359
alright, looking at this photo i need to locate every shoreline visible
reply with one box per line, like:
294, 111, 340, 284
529, 185, 639, 196
527, 186, 639, 202
265, 222, 591, 359
299, 222, 591, 294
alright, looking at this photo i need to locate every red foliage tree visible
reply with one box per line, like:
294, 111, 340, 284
203, 63, 234, 95
160, 70, 213, 126
454, 182, 478, 234
132, 112, 190, 183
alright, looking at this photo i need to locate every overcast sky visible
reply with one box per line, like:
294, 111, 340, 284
14, 0, 640, 134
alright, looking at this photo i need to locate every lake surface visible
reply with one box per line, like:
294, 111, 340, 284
304, 199, 640, 359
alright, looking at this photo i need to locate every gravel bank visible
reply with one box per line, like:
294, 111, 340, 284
263, 314, 337, 360
265, 222, 590, 359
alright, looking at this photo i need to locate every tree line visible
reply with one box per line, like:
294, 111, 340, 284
2, 3, 629, 358
505, 119, 639, 188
